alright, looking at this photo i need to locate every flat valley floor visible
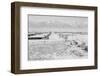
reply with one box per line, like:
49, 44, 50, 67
28, 32, 88, 61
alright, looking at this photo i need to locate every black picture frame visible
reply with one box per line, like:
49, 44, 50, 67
11, 2, 98, 74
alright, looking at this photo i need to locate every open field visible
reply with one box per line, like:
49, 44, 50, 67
28, 32, 88, 60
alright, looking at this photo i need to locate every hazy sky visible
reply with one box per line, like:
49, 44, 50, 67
28, 15, 88, 32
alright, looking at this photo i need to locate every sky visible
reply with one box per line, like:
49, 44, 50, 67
28, 15, 88, 32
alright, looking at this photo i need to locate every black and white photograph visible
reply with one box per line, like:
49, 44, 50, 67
11, 2, 97, 74
28, 15, 88, 61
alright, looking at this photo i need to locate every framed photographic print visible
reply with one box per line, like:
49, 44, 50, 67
11, 2, 98, 74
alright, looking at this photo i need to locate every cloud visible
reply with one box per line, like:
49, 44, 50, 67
28, 15, 88, 32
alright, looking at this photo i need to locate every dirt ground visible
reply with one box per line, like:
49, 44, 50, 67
28, 39, 88, 61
